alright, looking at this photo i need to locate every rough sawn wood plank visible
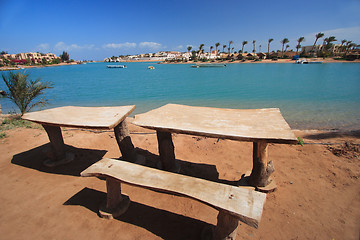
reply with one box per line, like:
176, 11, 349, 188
22, 105, 136, 129
133, 103, 297, 144
81, 158, 267, 228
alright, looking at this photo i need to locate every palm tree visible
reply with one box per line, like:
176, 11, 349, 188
198, 44, 204, 58
267, 38, 273, 57
296, 37, 305, 54
215, 42, 220, 55
222, 44, 226, 53
187, 46, 192, 53
280, 38, 289, 57
344, 41, 352, 56
2, 71, 53, 116
348, 43, 357, 51
186, 46, 193, 61
228, 40, 233, 55
321, 37, 328, 51
259, 44, 262, 53
340, 39, 347, 53
326, 36, 337, 50
252, 40, 256, 53
285, 44, 290, 52
311, 32, 324, 53
210, 46, 213, 58
241, 41, 248, 53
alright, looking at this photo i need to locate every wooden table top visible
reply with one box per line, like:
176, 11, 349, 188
133, 104, 297, 144
22, 105, 136, 130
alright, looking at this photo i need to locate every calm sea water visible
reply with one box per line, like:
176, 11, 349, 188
1, 62, 359, 130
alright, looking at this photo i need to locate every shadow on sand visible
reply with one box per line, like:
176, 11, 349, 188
64, 187, 213, 240
11, 143, 243, 186
303, 130, 360, 140
11, 143, 107, 176
135, 148, 241, 186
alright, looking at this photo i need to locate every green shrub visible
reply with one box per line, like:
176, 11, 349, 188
0, 132, 7, 139
1, 71, 53, 116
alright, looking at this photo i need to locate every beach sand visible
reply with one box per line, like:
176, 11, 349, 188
0, 119, 359, 239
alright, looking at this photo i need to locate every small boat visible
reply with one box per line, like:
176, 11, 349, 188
295, 59, 323, 64
107, 65, 127, 68
148, 66, 155, 69
191, 63, 226, 68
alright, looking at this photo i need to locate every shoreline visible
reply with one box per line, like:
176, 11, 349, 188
0, 62, 80, 71
1, 112, 359, 135
161, 58, 360, 64
1, 58, 359, 71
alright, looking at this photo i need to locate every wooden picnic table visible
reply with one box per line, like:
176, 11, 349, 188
133, 104, 298, 191
22, 106, 137, 167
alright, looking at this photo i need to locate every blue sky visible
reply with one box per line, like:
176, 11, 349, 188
1, 0, 359, 60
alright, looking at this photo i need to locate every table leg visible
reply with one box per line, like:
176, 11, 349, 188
99, 177, 130, 219
114, 120, 141, 163
42, 124, 74, 167
213, 210, 239, 240
156, 130, 180, 173
248, 141, 276, 191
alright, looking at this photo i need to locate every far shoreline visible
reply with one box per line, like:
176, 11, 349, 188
160, 58, 360, 65
0, 61, 80, 71
1, 57, 359, 71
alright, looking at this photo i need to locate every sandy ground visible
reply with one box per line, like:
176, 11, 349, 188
0, 119, 359, 240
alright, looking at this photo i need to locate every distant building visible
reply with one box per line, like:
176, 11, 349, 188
0, 52, 60, 64
302, 45, 321, 53
256, 52, 267, 59
302, 44, 341, 53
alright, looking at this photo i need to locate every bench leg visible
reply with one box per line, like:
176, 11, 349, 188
248, 141, 276, 191
156, 130, 180, 173
99, 177, 130, 220
42, 124, 74, 167
213, 210, 239, 240
114, 120, 137, 162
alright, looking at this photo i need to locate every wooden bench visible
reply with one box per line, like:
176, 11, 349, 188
81, 158, 267, 239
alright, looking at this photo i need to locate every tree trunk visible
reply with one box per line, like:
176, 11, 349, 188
114, 120, 136, 163
99, 177, 130, 219
213, 210, 239, 240
43, 124, 65, 161
156, 130, 178, 172
248, 141, 275, 187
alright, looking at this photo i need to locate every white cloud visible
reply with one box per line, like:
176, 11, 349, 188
102, 42, 136, 49
139, 42, 162, 49
174, 45, 184, 50
55, 41, 95, 51
36, 43, 50, 51
323, 26, 360, 42
304, 26, 360, 44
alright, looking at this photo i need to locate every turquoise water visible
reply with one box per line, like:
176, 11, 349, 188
1, 62, 359, 130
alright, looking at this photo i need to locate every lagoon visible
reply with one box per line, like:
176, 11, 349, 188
1, 62, 359, 130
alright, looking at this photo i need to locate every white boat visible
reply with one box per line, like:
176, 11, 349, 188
107, 65, 127, 68
295, 59, 323, 64
191, 63, 226, 68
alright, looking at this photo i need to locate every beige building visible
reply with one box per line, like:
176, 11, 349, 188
1, 52, 60, 64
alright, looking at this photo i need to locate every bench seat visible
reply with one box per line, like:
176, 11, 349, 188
81, 158, 267, 238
